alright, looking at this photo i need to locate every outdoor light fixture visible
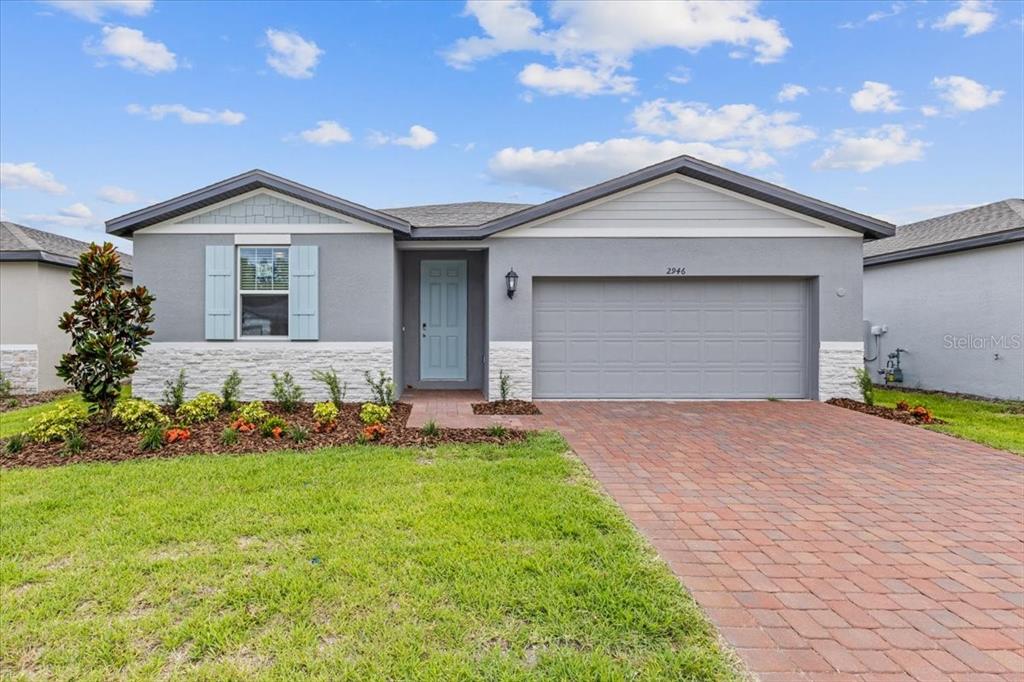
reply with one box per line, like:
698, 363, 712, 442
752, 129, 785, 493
505, 267, 519, 299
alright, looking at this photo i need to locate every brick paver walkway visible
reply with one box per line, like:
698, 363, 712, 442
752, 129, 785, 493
533, 401, 1024, 681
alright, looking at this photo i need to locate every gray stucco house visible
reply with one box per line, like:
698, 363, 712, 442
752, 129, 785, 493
864, 199, 1024, 400
105, 155, 893, 402
0, 222, 133, 393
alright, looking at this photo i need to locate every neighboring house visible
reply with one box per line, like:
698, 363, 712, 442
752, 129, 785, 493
864, 200, 1024, 400
105, 155, 893, 402
0, 222, 133, 393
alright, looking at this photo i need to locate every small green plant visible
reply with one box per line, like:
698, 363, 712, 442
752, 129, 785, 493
312, 401, 339, 431
219, 427, 240, 446
288, 425, 309, 443
162, 369, 188, 411
271, 371, 303, 412
355, 431, 369, 445
175, 392, 222, 424
61, 430, 87, 456
855, 367, 875, 406
235, 400, 271, 426
113, 398, 168, 432
220, 370, 243, 412
766, 396, 781, 402
364, 370, 395, 406
139, 426, 165, 452
28, 401, 89, 443
0, 371, 15, 408
498, 370, 512, 402
260, 416, 288, 439
420, 420, 440, 437
359, 402, 391, 425
312, 368, 347, 410
486, 424, 508, 437
5, 433, 27, 454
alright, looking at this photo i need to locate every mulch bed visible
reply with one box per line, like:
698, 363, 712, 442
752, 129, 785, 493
0, 401, 528, 470
0, 388, 76, 413
472, 400, 542, 415
826, 398, 946, 426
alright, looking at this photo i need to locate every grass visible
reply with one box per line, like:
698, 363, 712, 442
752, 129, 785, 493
0, 433, 738, 681
875, 388, 1024, 455
0, 386, 131, 439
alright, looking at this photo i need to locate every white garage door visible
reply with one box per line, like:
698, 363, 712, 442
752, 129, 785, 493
533, 278, 810, 399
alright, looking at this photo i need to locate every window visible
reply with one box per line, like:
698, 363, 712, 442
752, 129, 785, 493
238, 247, 288, 337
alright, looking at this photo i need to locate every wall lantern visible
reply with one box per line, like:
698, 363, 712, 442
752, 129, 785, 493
505, 267, 519, 299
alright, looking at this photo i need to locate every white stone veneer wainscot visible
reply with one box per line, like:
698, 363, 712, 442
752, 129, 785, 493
488, 341, 532, 401
0, 344, 39, 395
819, 341, 864, 400
132, 342, 394, 402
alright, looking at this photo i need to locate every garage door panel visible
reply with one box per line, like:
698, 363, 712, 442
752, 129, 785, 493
533, 278, 808, 399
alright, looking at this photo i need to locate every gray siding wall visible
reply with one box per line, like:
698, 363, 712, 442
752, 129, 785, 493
133, 232, 395, 342
864, 242, 1024, 400
179, 193, 343, 224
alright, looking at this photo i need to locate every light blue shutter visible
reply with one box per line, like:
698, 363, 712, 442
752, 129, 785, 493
205, 245, 234, 340
289, 245, 318, 340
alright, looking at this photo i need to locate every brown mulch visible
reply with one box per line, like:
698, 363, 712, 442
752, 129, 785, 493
826, 398, 946, 426
0, 401, 529, 470
0, 388, 76, 413
472, 400, 542, 415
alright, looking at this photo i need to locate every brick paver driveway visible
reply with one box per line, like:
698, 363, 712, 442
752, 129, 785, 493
539, 401, 1024, 681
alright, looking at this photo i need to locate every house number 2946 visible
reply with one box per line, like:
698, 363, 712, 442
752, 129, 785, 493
665, 266, 686, 275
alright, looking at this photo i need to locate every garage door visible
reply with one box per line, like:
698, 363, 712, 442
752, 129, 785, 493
533, 278, 809, 399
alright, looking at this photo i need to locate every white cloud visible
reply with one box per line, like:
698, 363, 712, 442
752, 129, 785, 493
518, 63, 635, 96
666, 66, 691, 84
88, 26, 177, 74
933, 1, 996, 36
97, 185, 139, 204
813, 125, 927, 172
126, 103, 246, 125
43, 0, 152, 23
25, 202, 95, 228
265, 29, 323, 79
488, 137, 773, 192
369, 125, 438, 150
777, 83, 808, 102
631, 99, 816, 150
920, 105, 940, 117
296, 120, 352, 146
0, 162, 67, 195
931, 75, 1003, 111
850, 81, 903, 113
839, 2, 905, 29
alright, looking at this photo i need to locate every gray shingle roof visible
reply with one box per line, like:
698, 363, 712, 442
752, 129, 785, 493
1, 222, 133, 275
380, 201, 533, 227
864, 199, 1024, 263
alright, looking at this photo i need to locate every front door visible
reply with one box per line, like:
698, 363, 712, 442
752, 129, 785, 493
420, 260, 467, 381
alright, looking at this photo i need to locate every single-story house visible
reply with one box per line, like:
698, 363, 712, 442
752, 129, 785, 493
105, 155, 893, 402
864, 199, 1023, 400
0, 222, 133, 393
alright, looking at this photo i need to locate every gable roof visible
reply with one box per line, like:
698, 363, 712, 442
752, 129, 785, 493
105, 155, 894, 240
1, 221, 132, 276
105, 169, 413, 237
864, 199, 1024, 266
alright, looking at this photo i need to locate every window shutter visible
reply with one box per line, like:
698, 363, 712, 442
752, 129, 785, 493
289, 245, 318, 340
205, 245, 234, 340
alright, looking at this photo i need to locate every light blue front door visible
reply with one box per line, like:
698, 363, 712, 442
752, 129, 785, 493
420, 260, 467, 381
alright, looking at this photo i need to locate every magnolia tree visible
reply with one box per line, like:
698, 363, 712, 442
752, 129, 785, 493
57, 243, 155, 419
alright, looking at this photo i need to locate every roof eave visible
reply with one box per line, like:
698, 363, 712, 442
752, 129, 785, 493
864, 227, 1024, 267
0, 249, 133, 276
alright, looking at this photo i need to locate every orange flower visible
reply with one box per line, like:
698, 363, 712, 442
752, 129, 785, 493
362, 423, 387, 441
165, 427, 191, 443
271, 426, 283, 439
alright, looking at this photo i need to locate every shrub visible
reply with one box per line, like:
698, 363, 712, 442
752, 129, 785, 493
139, 426, 165, 452
312, 401, 339, 431
360, 402, 391, 425
28, 401, 89, 443
910, 405, 934, 423
0, 371, 15, 408
113, 398, 168, 432
312, 368, 346, 410
165, 427, 191, 444
220, 427, 239, 446
364, 370, 395, 406
895, 400, 910, 412
362, 423, 386, 442
175, 392, 222, 425
421, 420, 439, 437
271, 372, 303, 412
260, 416, 288, 439
854, 368, 875, 406
235, 401, 270, 426
56, 242, 155, 419
486, 424, 508, 437
288, 425, 309, 443
5, 433, 27, 454
220, 370, 242, 412
61, 431, 87, 456
163, 369, 188, 411
498, 370, 512, 402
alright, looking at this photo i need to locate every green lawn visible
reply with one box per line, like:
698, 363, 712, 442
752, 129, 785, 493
875, 388, 1024, 455
0, 434, 738, 681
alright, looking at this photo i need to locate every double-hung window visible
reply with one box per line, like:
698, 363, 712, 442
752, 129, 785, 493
238, 246, 289, 337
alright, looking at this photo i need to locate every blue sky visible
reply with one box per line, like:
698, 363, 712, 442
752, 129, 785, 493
1, 0, 1021, 251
